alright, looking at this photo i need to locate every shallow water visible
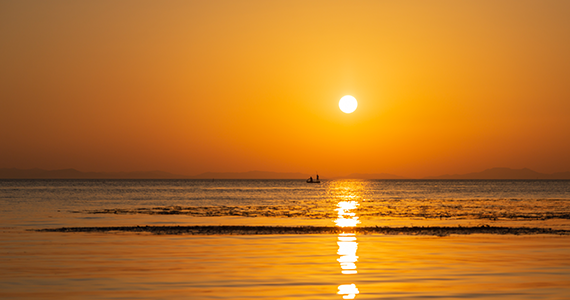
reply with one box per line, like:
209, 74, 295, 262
2, 179, 570, 229
1, 179, 570, 299
1, 231, 569, 299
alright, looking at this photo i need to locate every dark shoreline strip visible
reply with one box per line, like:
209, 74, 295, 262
35, 225, 570, 236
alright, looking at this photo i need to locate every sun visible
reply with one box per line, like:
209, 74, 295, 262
339, 95, 358, 114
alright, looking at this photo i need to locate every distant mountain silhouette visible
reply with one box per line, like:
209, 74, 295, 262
192, 171, 311, 179
0, 168, 312, 179
423, 167, 570, 179
334, 173, 407, 179
0, 168, 189, 179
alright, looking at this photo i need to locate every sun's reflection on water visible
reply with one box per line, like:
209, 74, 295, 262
338, 232, 358, 275
335, 201, 360, 228
337, 283, 360, 299
328, 181, 364, 299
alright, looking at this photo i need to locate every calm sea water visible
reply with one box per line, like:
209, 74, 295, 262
1, 179, 570, 299
1, 179, 570, 229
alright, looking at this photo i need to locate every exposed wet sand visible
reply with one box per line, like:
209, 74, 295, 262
36, 225, 570, 236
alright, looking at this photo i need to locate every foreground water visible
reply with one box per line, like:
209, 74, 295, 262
1, 179, 570, 299
2, 232, 569, 299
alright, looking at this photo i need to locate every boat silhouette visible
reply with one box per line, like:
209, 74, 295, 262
306, 174, 320, 183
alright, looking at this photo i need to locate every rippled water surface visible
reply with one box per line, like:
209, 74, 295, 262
1, 179, 570, 299
2, 179, 570, 229
2, 232, 569, 299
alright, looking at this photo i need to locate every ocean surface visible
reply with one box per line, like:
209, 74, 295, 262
1, 179, 570, 299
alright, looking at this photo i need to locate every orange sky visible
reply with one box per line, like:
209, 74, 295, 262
1, 1, 569, 178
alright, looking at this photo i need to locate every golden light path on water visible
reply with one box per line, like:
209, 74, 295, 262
329, 181, 364, 299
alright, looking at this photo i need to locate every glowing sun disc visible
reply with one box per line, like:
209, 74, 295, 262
339, 95, 357, 113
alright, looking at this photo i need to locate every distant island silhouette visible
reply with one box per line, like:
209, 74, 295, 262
1, 167, 569, 179
0, 168, 189, 179
423, 167, 570, 180
191, 171, 311, 179
0, 168, 312, 179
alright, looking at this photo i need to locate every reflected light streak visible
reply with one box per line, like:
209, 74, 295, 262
338, 236, 357, 242
335, 218, 359, 227
330, 181, 365, 299
338, 284, 360, 299
335, 201, 360, 228
337, 200, 359, 210
337, 234, 358, 274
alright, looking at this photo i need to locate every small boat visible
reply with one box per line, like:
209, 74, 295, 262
306, 174, 321, 183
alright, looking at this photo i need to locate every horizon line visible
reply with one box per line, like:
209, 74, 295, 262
1, 167, 569, 180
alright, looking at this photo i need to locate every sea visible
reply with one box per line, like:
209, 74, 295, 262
1, 179, 570, 299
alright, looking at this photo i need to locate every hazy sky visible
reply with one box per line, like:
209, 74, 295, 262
1, 0, 569, 178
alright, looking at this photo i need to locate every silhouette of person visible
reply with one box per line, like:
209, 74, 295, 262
309, 177, 313, 182
316, 174, 319, 180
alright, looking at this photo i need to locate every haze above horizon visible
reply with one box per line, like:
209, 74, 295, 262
1, 1, 569, 178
